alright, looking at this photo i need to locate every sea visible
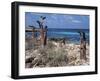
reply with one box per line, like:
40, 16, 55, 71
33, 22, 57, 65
26, 28, 89, 44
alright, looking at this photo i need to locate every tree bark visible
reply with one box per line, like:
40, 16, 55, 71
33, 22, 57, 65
80, 32, 86, 60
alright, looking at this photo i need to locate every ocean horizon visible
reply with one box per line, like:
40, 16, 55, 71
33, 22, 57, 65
26, 28, 89, 44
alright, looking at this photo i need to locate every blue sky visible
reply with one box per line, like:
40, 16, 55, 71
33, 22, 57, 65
25, 12, 89, 29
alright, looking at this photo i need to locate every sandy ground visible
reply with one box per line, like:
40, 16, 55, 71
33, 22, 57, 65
25, 41, 89, 68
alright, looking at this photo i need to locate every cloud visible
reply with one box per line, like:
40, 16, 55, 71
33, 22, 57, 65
71, 20, 81, 23
64, 15, 81, 23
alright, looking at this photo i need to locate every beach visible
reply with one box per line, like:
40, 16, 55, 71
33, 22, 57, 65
25, 39, 89, 68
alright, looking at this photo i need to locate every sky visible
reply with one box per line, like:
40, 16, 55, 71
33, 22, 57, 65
25, 12, 89, 29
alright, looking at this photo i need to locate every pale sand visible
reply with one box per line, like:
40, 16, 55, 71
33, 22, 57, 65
25, 41, 89, 68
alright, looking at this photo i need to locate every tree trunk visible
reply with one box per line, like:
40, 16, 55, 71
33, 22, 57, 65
80, 32, 86, 60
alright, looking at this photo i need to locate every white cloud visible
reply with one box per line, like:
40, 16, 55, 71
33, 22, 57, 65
72, 20, 81, 23
64, 15, 81, 23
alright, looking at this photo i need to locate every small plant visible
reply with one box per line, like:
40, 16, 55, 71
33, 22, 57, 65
47, 41, 56, 49
32, 46, 68, 67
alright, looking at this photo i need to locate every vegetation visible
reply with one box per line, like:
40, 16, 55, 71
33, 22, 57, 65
25, 39, 89, 68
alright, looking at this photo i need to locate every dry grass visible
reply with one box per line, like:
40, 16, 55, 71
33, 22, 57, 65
25, 40, 89, 68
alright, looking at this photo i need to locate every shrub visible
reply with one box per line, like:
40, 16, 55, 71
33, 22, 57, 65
34, 46, 68, 67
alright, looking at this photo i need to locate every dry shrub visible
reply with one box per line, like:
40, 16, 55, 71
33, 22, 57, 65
32, 46, 68, 67
47, 41, 56, 49
25, 39, 34, 50
25, 40, 89, 68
